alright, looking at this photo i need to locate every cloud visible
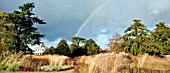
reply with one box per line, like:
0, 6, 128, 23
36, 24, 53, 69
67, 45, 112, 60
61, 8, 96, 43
148, 0, 170, 15
42, 38, 62, 48
101, 29, 107, 33
1, 0, 170, 49
95, 34, 111, 49
28, 45, 41, 50
32, 0, 106, 41
35, 0, 170, 44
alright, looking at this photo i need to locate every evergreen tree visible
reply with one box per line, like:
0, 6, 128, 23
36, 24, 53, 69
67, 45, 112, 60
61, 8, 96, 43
150, 22, 170, 55
9, 2, 46, 53
120, 20, 150, 55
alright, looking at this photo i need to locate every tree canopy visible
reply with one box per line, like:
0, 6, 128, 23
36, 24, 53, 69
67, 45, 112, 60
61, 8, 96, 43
71, 36, 86, 46
43, 37, 100, 57
85, 39, 100, 55
9, 2, 46, 53
150, 22, 170, 55
0, 12, 16, 56
56, 39, 71, 56
107, 33, 122, 52
120, 20, 150, 55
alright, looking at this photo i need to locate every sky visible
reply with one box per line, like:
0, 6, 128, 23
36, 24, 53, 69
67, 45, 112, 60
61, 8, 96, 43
0, 0, 170, 49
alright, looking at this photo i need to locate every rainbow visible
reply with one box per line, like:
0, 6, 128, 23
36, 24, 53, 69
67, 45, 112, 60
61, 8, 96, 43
74, 0, 109, 36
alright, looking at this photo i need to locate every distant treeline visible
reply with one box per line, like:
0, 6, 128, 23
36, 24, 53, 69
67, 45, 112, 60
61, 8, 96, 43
43, 37, 101, 57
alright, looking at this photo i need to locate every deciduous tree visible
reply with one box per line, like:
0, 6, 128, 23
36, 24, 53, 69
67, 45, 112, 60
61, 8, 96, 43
107, 33, 122, 52
85, 39, 100, 55
0, 12, 16, 56
71, 36, 86, 46
56, 39, 71, 56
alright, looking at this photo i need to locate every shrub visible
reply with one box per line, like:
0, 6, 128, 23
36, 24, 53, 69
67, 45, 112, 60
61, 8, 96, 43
0, 51, 23, 72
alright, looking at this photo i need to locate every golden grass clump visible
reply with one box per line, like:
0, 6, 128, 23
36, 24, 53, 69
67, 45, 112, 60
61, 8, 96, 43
76, 53, 170, 73
164, 55, 170, 61
48, 55, 69, 67
20, 54, 72, 71
20, 55, 49, 71
135, 54, 148, 68
143, 55, 170, 71
79, 52, 135, 73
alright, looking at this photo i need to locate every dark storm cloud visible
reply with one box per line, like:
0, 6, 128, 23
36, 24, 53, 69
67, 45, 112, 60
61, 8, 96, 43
29, 0, 104, 41
0, 0, 104, 41
1, 0, 170, 48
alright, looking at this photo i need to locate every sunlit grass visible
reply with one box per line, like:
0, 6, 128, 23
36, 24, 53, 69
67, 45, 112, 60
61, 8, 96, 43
75, 53, 170, 73
0, 51, 23, 72
143, 55, 170, 71
74, 52, 135, 73
1, 51, 170, 72
20, 55, 73, 71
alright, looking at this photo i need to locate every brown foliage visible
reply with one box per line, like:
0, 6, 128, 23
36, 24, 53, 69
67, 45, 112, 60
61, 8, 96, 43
107, 33, 122, 52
